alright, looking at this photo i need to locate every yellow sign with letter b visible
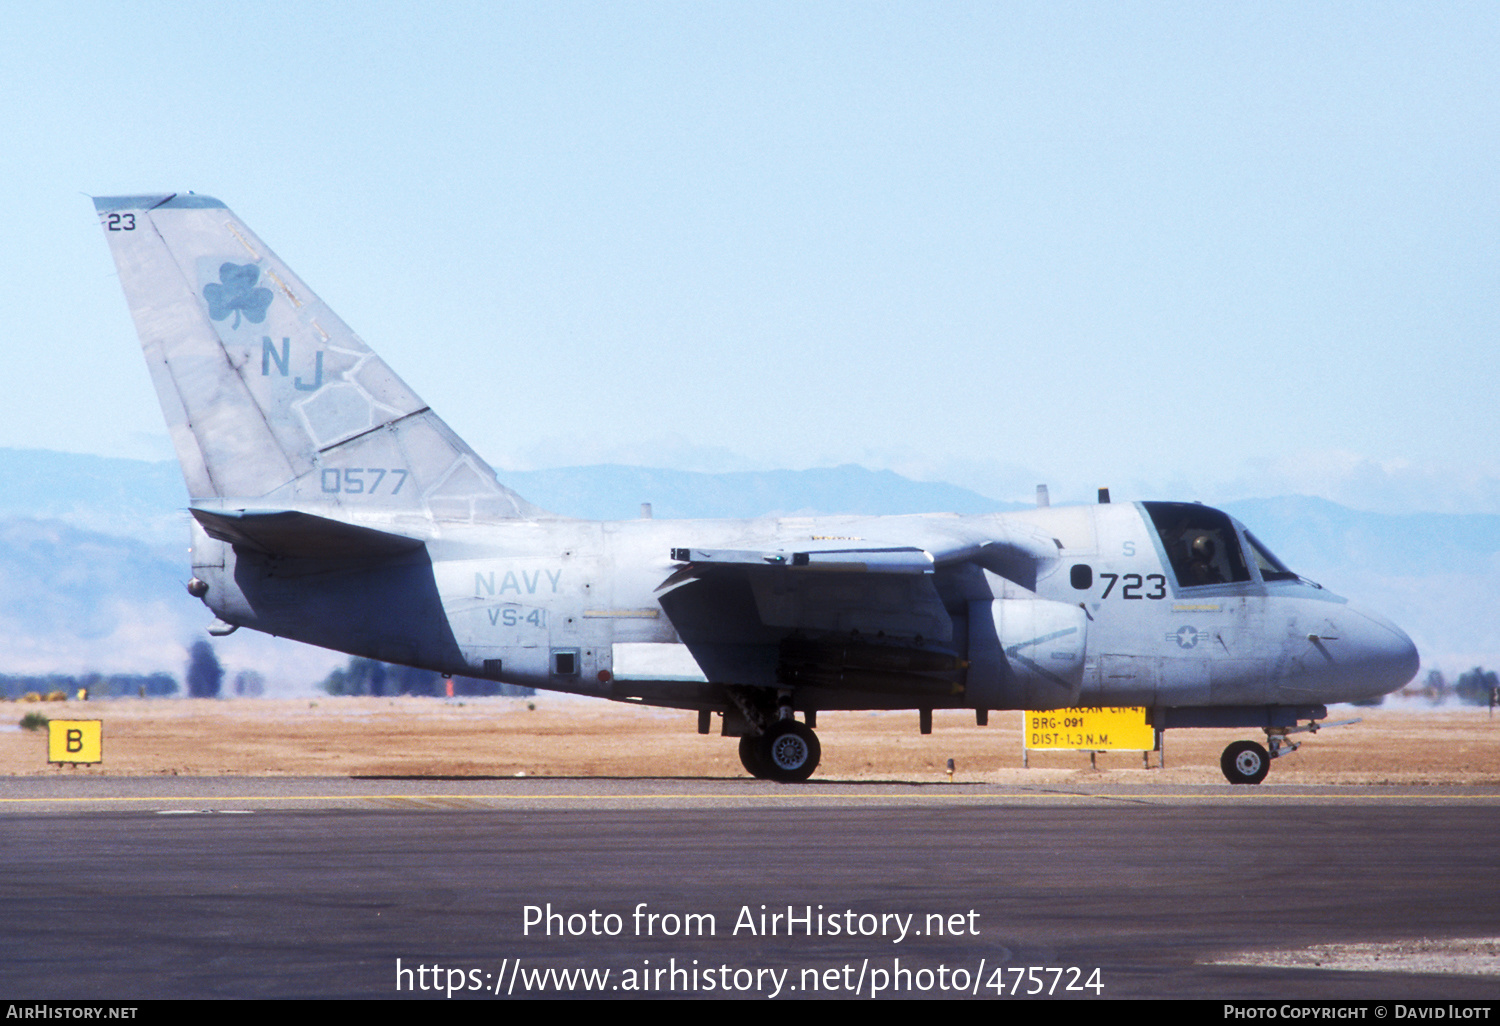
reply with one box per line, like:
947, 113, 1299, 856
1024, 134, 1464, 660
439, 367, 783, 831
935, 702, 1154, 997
48, 719, 102, 764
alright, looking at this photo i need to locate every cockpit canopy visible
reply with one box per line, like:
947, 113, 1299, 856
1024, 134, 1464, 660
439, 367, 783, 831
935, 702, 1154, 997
1142, 501, 1300, 588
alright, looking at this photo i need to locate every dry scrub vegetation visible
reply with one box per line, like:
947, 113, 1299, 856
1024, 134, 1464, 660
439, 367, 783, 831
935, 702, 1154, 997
4, 697, 1499, 785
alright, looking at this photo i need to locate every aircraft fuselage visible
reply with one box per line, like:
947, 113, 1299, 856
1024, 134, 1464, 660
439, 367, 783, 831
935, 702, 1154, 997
189, 499, 1417, 717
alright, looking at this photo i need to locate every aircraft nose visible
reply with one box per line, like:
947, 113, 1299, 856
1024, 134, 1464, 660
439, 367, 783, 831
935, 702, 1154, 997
1343, 605, 1420, 696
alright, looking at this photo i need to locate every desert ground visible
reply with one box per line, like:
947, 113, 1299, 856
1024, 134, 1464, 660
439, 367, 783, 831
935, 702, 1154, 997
3, 695, 1497, 784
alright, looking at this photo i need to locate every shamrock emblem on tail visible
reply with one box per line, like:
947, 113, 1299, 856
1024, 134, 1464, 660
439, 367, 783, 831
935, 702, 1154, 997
203, 262, 273, 329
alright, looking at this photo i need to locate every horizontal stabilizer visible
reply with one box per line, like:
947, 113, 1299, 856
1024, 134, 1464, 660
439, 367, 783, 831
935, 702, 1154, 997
190, 508, 425, 559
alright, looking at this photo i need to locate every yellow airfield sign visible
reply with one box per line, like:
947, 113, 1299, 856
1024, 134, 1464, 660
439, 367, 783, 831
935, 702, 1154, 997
48, 720, 103, 765
1025, 708, 1155, 751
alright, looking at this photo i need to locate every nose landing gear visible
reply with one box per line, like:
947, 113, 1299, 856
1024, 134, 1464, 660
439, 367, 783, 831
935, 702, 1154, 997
1220, 740, 1271, 784
1219, 716, 1360, 784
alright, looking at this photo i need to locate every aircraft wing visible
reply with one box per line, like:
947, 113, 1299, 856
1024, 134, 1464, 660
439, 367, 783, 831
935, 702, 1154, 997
190, 508, 425, 560
662, 542, 946, 630
655, 526, 1060, 687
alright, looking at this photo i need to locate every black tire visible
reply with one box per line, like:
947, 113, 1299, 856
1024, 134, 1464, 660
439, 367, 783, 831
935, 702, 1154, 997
738, 735, 770, 779
1221, 740, 1270, 785
757, 721, 821, 783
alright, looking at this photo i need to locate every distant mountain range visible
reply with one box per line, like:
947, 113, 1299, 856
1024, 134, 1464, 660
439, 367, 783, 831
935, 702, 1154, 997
0, 448, 1492, 692
503, 463, 1026, 521
0, 448, 190, 545
1221, 496, 1500, 581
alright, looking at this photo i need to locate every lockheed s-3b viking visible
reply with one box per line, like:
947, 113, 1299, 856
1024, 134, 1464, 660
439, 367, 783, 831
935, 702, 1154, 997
94, 194, 1420, 783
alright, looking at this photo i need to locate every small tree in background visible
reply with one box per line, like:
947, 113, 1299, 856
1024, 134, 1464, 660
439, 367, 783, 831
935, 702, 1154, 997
1422, 669, 1449, 704
320, 655, 532, 697
1455, 667, 1499, 707
233, 670, 265, 696
185, 640, 224, 698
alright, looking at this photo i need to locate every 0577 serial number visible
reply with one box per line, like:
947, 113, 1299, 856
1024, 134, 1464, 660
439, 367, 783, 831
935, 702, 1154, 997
321, 468, 409, 494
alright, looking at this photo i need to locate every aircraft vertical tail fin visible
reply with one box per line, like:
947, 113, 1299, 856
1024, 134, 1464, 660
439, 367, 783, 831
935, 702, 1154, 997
94, 194, 544, 521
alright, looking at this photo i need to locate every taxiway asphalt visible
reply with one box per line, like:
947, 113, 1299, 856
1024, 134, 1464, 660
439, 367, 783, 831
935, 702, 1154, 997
2, 778, 1497, 1000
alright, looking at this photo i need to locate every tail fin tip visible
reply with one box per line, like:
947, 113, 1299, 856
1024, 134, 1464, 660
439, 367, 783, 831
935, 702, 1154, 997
93, 194, 226, 212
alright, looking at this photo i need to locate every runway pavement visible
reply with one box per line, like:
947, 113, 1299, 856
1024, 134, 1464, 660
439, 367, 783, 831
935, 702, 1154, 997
5, 775, 1500, 811
2, 778, 1498, 1000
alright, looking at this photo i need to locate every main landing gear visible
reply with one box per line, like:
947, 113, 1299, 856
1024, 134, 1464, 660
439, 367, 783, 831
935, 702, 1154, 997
738, 720, 821, 783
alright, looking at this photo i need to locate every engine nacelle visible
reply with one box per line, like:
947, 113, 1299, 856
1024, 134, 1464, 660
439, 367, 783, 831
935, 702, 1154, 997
965, 598, 1088, 710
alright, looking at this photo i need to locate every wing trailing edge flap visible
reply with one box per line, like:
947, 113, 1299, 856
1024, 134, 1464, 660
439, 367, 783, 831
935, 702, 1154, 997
668, 544, 935, 573
190, 508, 426, 560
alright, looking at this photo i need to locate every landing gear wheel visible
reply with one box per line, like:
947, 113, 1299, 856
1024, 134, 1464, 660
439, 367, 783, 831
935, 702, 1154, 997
758, 721, 821, 783
1221, 740, 1270, 785
738, 735, 770, 779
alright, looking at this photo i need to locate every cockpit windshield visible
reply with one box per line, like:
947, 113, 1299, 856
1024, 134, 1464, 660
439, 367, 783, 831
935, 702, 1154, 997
1142, 501, 1251, 588
1243, 531, 1300, 582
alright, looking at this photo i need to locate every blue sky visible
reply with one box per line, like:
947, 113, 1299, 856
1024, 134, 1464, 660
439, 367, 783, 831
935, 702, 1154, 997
5, 2, 1497, 512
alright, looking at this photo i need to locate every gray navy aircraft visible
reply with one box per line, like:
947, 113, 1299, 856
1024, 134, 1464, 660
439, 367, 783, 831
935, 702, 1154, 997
95, 194, 1420, 784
